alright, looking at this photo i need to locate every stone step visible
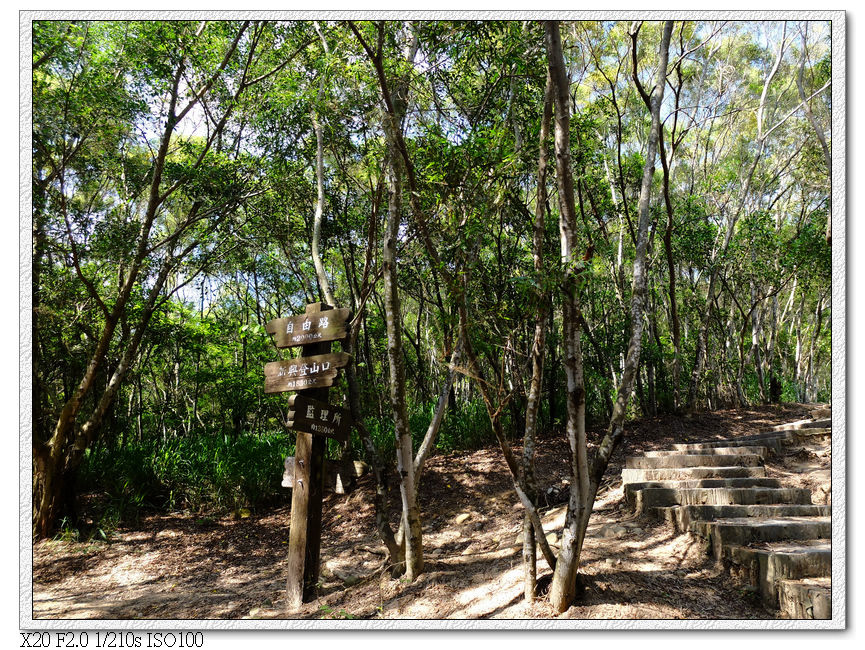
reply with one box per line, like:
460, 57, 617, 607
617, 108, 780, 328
739, 426, 830, 444
795, 428, 832, 442
673, 431, 799, 453
681, 430, 798, 445
810, 406, 831, 420
753, 427, 831, 443
622, 466, 768, 484
722, 540, 831, 604
690, 516, 831, 560
672, 439, 793, 458
625, 454, 764, 469
625, 477, 780, 500
671, 420, 831, 452
630, 486, 812, 513
653, 503, 830, 532
767, 418, 831, 432
672, 429, 830, 456
777, 577, 831, 619
624, 426, 831, 620
643, 446, 769, 459
726, 431, 798, 441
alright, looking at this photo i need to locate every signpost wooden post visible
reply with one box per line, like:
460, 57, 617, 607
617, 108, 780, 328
265, 302, 352, 611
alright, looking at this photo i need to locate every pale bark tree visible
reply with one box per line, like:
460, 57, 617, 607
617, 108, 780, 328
341, 178, 403, 566
354, 22, 562, 577
310, 22, 336, 307
687, 23, 789, 409
546, 19, 673, 613
350, 20, 425, 579
382, 146, 424, 580
544, 19, 590, 612
795, 22, 832, 245
521, 71, 553, 602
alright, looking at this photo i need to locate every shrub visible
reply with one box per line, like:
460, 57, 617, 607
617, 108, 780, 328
80, 432, 295, 520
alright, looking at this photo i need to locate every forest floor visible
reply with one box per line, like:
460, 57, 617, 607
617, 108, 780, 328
32, 403, 831, 621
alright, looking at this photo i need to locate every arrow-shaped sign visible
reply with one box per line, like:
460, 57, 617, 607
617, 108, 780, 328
265, 307, 351, 348
287, 394, 353, 442
263, 351, 352, 394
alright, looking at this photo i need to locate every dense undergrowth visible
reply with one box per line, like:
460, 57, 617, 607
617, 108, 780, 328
72, 375, 821, 542
74, 399, 501, 537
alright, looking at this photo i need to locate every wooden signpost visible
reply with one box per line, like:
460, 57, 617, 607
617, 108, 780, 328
263, 352, 352, 394
286, 394, 352, 442
265, 308, 350, 348
264, 302, 353, 611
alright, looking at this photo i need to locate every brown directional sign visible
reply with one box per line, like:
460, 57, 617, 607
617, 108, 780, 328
263, 352, 352, 394
286, 394, 352, 443
266, 307, 350, 348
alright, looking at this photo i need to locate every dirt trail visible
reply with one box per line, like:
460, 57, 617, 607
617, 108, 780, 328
33, 404, 819, 620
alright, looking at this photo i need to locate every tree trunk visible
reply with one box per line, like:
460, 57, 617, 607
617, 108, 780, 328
310, 109, 335, 307
546, 306, 558, 429
548, 19, 673, 613
659, 131, 682, 410
344, 336, 402, 567
545, 20, 590, 612
341, 181, 403, 568
310, 23, 335, 306
413, 337, 463, 487
383, 142, 423, 580
33, 25, 251, 537
795, 24, 832, 245
352, 20, 425, 580
687, 28, 786, 410
522, 71, 553, 602
33, 62, 186, 537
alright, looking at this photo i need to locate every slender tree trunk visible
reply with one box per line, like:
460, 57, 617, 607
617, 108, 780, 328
34, 63, 186, 537
341, 179, 403, 568
687, 27, 786, 410
352, 18, 561, 583
67, 230, 210, 476
795, 24, 832, 244
579, 12, 673, 540
310, 110, 334, 306
545, 20, 589, 612
548, 19, 673, 613
32, 23, 253, 536
456, 294, 558, 573
383, 142, 423, 580
413, 337, 463, 487
806, 293, 826, 402
752, 306, 767, 403
352, 20, 424, 580
766, 215, 783, 403
546, 306, 557, 428
736, 315, 750, 408
522, 71, 553, 602
794, 292, 805, 399
659, 134, 682, 410
344, 336, 402, 567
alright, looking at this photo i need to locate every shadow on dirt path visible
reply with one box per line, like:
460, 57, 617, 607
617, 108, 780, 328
33, 404, 812, 620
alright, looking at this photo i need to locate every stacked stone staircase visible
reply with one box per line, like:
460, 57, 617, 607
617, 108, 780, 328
623, 416, 832, 619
